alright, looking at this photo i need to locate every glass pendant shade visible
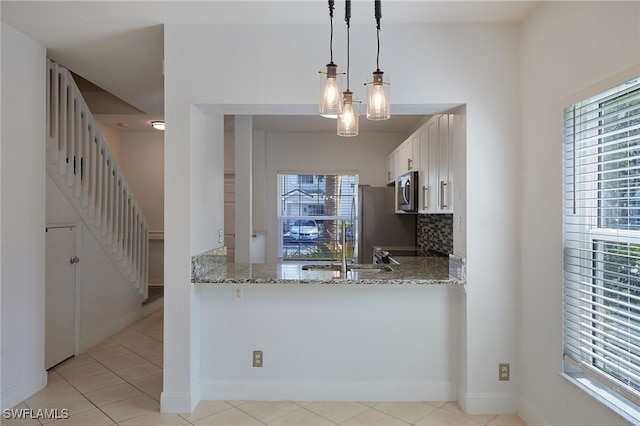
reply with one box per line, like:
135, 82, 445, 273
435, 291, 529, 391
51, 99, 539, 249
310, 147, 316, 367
366, 70, 390, 120
337, 91, 359, 137
319, 63, 343, 118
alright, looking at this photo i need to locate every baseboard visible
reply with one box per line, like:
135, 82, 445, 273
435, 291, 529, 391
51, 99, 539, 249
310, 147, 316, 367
1, 370, 47, 411
160, 388, 200, 413
200, 380, 458, 402
457, 391, 517, 415
148, 280, 164, 286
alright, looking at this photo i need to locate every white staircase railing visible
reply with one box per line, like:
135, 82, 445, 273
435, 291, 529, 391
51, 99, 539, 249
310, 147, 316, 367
46, 59, 148, 300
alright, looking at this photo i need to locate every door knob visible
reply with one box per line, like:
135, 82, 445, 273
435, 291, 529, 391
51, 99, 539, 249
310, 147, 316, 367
69, 256, 80, 264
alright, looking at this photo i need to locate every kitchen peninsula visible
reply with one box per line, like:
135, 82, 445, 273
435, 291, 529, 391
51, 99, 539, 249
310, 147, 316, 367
192, 248, 464, 286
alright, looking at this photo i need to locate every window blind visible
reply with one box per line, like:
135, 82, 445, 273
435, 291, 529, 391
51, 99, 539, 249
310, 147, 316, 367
563, 76, 640, 420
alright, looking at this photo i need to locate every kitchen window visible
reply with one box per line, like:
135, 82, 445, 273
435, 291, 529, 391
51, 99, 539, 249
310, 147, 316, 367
278, 172, 358, 260
563, 76, 640, 423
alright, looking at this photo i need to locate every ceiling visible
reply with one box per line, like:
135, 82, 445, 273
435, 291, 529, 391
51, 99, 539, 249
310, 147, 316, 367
1, 0, 540, 133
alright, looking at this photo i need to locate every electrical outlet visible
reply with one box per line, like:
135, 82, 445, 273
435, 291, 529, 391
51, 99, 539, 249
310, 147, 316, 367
253, 350, 263, 367
499, 363, 510, 381
218, 229, 224, 244
233, 287, 243, 302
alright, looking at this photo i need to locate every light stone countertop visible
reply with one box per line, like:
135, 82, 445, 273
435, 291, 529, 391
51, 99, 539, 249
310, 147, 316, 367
192, 256, 463, 286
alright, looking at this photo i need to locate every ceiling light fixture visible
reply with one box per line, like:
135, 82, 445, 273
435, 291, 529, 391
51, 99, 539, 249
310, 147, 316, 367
151, 120, 165, 131
337, 0, 359, 137
365, 0, 390, 120
319, 0, 343, 118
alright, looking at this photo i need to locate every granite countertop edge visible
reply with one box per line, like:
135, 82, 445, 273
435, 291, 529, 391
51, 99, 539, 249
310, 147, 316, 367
193, 277, 463, 286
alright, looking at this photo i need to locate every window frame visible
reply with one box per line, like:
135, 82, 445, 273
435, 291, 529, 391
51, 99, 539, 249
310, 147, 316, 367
562, 76, 640, 424
277, 171, 358, 261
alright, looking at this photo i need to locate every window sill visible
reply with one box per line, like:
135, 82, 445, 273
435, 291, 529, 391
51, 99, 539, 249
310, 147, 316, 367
560, 370, 640, 424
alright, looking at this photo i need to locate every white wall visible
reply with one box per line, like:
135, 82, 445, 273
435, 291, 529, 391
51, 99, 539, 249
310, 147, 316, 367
199, 285, 461, 401
164, 21, 520, 413
0, 22, 47, 410
518, 2, 640, 425
263, 130, 408, 263
120, 130, 164, 284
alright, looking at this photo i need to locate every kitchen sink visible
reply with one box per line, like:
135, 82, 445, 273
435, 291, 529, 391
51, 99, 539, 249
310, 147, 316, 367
301, 263, 394, 272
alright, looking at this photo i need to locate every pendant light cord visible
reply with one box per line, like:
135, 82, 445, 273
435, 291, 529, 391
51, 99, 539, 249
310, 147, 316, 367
328, 0, 335, 64
345, 0, 351, 90
375, 0, 382, 71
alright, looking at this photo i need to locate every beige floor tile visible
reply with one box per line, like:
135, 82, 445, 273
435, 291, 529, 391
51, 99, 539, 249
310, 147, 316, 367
28, 393, 95, 417
441, 402, 496, 424
83, 382, 148, 406
193, 407, 265, 426
118, 411, 191, 426
100, 353, 150, 371
111, 330, 157, 350
88, 344, 135, 362
115, 361, 162, 382
414, 408, 483, 426
340, 407, 410, 426
267, 408, 337, 426
179, 400, 234, 422
305, 401, 369, 424
52, 353, 95, 370
130, 373, 163, 401
486, 414, 527, 426
66, 371, 126, 394
46, 407, 115, 426
236, 401, 301, 423
25, 382, 81, 407
47, 370, 67, 386
99, 393, 160, 423
55, 361, 110, 381
372, 401, 438, 424
87, 338, 120, 353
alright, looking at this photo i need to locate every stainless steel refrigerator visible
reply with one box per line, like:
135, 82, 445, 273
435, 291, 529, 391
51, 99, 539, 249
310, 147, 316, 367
356, 185, 417, 263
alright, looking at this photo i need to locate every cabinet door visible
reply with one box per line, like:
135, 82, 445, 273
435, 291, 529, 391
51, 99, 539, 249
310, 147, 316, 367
427, 116, 440, 213
395, 142, 408, 176
407, 133, 420, 172
437, 114, 453, 213
385, 151, 395, 184
418, 125, 430, 212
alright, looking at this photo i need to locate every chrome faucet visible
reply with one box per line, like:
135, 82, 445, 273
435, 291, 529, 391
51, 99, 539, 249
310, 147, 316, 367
341, 221, 347, 274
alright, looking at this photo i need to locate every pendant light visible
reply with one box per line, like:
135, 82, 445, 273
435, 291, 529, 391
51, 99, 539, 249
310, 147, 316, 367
365, 0, 390, 120
337, 0, 359, 137
319, 0, 343, 118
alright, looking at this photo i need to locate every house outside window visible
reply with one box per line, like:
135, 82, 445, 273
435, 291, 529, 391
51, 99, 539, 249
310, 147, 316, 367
562, 76, 640, 423
278, 173, 358, 260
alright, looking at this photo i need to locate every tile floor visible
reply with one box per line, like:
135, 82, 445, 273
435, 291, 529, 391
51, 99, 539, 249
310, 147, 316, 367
6, 307, 527, 425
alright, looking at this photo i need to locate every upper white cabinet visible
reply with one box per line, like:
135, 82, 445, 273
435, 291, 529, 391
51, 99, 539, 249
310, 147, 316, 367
418, 114, 453, 214
388, 131, 420, 179
385, 150, 395, 185
385, 114, 454, 214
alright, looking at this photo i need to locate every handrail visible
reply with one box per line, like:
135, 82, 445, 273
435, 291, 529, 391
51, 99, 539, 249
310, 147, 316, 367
46, 59, 148, 300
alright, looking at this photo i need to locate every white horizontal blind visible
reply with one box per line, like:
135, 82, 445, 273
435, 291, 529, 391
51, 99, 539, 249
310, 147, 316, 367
563, 76, 640, 417
277, 173, 358, 260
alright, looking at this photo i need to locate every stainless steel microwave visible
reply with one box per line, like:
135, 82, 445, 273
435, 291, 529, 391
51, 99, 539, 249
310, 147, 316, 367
396, 171, 418, 213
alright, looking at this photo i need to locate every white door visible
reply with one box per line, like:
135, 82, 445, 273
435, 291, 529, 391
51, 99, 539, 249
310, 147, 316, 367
45, 226, 77, 369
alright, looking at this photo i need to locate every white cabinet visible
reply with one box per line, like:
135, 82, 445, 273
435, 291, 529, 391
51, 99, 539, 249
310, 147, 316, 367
386, 130, 420, 181
385, 150, 395, 185
418, 114, 453, 214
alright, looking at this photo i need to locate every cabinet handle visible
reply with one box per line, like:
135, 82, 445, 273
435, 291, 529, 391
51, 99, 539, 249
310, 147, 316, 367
408, 158, 413, 170
423, 186, 429, 210
440, 180, 448, 209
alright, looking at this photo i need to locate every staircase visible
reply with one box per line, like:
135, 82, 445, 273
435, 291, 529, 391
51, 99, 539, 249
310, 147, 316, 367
46, 59, 149, 300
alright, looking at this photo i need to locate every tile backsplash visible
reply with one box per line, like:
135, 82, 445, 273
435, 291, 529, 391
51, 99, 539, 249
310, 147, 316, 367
417, 214, 453, 256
